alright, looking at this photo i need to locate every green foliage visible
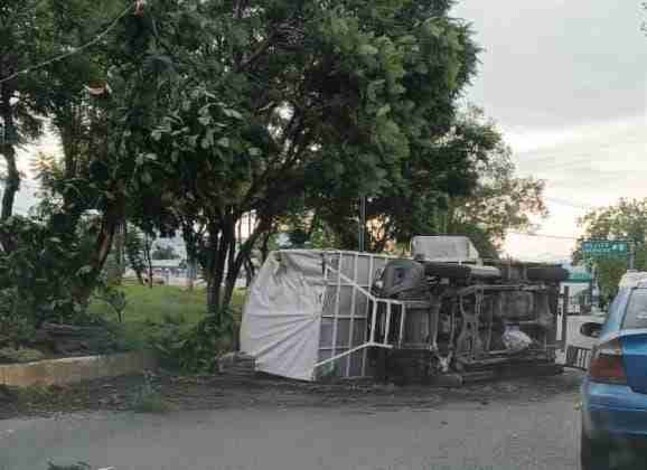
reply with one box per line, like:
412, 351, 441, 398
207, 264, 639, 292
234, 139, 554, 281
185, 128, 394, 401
0, 346, 45, 364
93, 284, 127, 324
0, 216, 97, 339
118, 0, 485, 313
146, 311, 236, 373
131, 371, 172, 413
125, 225, 147, 283
446, 110, 547, 255
576, 199, 647, 299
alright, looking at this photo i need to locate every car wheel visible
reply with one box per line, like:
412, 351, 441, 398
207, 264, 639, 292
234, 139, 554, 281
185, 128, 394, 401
581, 429, 610, 470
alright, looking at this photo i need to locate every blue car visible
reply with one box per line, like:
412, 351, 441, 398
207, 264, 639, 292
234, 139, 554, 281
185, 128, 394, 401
581, 274, 647, 469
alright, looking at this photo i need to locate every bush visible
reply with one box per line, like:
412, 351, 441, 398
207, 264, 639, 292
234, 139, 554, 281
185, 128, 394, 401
131, 372, 173, 413
0, 347, 45, 364
0, 216, 97, 342
147, 309, 237, 373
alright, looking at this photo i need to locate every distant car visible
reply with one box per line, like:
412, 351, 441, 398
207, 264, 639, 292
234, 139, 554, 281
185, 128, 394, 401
580, 272, 647, 469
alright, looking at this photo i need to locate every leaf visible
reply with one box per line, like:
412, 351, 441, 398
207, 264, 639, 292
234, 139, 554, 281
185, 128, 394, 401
358, 44, 379, 56
198, 115, 212, 126
142, 171, 153, 185
223, 108, 243, 120
217, 137, 230, 148
77, 265, 93, 276
151, 130, 162, 142
248, 147, 261, 157
377, 104, 391, 117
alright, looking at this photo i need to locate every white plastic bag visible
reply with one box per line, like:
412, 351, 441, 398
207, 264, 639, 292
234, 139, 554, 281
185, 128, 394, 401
502, 326, 532, 352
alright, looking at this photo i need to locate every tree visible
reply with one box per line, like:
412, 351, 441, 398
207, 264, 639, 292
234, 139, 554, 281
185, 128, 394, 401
576, 199, 647, 301
445, 110, 547, 258
0, 0, 53, 223
125, 224, 146, 285
32, 0, 164, 299
129, 0, 482, 319
295, 109, 546, 258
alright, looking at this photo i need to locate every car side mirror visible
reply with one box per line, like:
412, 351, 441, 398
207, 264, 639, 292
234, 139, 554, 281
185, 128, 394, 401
580, 322, 602, 339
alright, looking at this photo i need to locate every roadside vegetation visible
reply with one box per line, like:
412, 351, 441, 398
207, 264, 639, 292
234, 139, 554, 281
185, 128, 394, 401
0, 0, 547, 373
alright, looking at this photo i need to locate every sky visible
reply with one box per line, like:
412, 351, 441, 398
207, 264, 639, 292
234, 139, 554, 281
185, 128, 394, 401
452, 0, 647, 261
7, 1, 647, 262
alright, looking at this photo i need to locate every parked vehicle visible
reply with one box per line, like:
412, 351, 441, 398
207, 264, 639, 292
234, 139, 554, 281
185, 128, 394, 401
580, 271, 647, 469
371, 236, 568, 383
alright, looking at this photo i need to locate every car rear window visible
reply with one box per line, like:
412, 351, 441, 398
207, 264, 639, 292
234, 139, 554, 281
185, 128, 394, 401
622, 289, 647, 329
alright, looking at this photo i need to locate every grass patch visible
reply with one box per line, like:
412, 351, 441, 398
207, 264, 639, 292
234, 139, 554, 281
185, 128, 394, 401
0, 347, 45, 364
89, 284, 210, 326
89, 284, 247, 349
89, 284, 246, 326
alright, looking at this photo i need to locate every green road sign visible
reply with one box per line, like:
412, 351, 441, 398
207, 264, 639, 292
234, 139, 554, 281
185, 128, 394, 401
581, 240, 630, 256
567, 271, 594, 283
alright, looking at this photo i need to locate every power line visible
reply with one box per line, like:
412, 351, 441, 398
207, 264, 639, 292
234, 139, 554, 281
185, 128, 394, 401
0, 3, 134, 85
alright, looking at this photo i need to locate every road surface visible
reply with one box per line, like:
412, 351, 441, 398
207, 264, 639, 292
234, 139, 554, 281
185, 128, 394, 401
0, 373, 582, 470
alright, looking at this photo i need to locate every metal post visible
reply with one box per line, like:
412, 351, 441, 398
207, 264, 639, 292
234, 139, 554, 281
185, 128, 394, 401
358, 196, 366, 252
346, 253, 359, 376
398, 304, 407, 347
384, 303, 392, 346
370, 301, 378, 343
331, 253, 342, 365
630, 242, 636, 270
562, 286, 569, 351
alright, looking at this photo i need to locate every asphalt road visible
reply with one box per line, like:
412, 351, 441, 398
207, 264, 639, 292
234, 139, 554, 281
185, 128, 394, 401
0, 376, 582, 470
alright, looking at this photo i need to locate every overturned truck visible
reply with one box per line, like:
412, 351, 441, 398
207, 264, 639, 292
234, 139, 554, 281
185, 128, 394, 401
240, 236, 568, 383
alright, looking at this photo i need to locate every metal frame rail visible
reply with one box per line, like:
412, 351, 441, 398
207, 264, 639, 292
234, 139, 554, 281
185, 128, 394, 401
313, 252, 407, 377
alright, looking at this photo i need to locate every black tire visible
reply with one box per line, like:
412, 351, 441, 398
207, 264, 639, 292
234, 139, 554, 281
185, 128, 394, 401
423, 262, 471, 279
527, 266, 569, 283
581, 429, 610, 470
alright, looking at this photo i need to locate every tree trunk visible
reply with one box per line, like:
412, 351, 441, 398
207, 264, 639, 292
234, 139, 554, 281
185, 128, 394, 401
205, 218, 228, 318
243, 253, 255, 287
1, 145, 18, 221
0, 73, 18, 225
144, 233, 153, 288
182, 221, 201, 291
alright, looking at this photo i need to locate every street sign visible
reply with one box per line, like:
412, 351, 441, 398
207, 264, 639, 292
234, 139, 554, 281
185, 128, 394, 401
581, 240, 630, 256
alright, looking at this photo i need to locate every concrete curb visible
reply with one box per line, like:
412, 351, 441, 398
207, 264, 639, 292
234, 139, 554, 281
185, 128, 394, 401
0, 351, 157, 387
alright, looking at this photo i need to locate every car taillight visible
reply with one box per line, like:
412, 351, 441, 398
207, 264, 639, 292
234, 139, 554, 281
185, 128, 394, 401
588, 338, 627, 385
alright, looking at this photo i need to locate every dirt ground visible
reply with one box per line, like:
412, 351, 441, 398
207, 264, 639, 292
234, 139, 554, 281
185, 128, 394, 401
0, 368, 583, 420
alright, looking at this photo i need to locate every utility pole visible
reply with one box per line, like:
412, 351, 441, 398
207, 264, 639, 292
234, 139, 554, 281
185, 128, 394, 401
629, 242, 636, 270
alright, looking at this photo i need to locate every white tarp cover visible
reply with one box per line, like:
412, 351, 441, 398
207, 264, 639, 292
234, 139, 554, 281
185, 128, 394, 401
240, 250, 326, 381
